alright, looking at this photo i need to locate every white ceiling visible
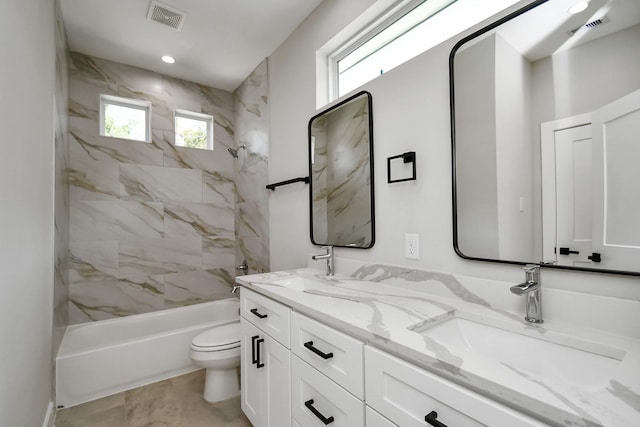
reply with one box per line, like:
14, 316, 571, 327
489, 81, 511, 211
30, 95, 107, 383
60, 0, 324, 92
496, 0, 640, 61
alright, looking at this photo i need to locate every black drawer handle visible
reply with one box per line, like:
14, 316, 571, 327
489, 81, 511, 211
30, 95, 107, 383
425, 411, 448, 427
250, 308, 268, 319
304, 399, 334, 425
304, 341, 334, 360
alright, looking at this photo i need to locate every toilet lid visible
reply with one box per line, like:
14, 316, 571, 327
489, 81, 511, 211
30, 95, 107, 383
191, 322, 240, 351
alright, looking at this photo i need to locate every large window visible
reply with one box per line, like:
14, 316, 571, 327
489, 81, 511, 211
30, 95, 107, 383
100, 95, 151, 142
174, 110, 213, 150
328, 0, 521, 99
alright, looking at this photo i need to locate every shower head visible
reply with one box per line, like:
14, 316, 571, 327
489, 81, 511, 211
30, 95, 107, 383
227, 143, 246, 159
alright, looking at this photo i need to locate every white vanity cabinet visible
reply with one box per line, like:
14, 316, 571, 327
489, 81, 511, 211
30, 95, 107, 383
365, 347, 547, 427
290, 312, 365, 426
240, 288, 291, 427
239, 285, 550, 427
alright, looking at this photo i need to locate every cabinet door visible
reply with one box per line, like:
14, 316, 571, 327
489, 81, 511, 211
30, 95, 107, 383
241, 318, 263, 427
263, 331, 291, 427
241, 317, 291, 427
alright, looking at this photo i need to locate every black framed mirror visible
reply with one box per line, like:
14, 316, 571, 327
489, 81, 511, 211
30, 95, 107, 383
450, 0, 640, 275
309, 91, 375, 248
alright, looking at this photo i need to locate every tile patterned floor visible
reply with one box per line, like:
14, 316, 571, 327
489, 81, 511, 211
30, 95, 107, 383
55, 370, 252, 427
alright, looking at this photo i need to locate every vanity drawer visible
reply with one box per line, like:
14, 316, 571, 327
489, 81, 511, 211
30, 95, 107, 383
291, 312, 364, 399
241, 288, 290, 348
291, 355, 364, 427
365, 347, 546, 427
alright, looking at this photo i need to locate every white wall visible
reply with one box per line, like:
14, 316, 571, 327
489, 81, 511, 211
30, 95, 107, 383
0, 0, 56, 425
269, 0, 640, 300
494, 34, 534, 260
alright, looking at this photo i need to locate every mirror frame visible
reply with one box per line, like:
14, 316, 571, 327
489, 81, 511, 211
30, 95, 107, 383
449, 0, 640, 277
308, 90, 375, 249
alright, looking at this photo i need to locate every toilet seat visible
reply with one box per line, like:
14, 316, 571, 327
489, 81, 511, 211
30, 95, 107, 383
191, 322, 240, 352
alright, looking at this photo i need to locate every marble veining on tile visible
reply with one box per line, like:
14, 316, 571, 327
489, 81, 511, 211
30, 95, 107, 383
164, 269, 234, 307
68, 276, 164, 322
70, 200, 164, 242
164, 202, 234, 239
120, 164, 203, 203
118, 237, 202, 278
233, 59, 270, 275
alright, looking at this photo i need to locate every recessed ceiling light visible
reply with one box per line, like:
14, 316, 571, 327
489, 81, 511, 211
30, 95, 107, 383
161, 55, 175, 64
568, 2, 589, 14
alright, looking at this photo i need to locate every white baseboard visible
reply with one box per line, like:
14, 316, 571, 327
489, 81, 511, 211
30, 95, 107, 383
42, 402, 55, 427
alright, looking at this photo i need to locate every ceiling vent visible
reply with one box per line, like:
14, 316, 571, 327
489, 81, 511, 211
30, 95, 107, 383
568, 16, 610, 36
147, 1, 186, 31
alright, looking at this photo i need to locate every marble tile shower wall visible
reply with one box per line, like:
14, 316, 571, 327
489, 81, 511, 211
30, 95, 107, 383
67, 52, 237, 324
233, 60, 270, 274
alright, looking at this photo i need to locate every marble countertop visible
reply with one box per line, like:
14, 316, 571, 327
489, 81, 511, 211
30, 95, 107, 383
236, 268, 640, 427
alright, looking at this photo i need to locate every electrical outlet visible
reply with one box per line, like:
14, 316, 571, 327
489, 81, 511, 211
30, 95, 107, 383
405, 233, 419, 260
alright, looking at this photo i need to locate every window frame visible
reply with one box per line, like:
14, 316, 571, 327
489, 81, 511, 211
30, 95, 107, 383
174, 109, 214, 151
99, 94, 152, 142
327, 0, 427, 100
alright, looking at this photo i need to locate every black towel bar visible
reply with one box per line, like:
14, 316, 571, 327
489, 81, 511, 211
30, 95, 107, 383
266, 176, 309, 191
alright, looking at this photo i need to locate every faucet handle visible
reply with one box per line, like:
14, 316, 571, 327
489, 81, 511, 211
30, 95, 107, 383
522, 264, 539, 273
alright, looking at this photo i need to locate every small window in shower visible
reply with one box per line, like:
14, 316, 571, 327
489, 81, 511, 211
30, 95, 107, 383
175, 110, 213, 150
100, 95, 151, 142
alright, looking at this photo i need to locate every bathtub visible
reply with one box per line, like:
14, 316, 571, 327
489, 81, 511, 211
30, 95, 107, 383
56, 298, 239, 408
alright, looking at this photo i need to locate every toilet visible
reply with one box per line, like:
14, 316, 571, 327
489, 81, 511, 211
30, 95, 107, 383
190, 322, 241, 402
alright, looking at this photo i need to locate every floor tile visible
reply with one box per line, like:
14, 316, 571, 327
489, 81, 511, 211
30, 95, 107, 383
55, 370, 252, 427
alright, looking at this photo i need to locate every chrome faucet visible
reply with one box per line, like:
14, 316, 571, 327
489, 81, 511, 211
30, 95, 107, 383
510, 264, 543, 323
312, 245, 334, 276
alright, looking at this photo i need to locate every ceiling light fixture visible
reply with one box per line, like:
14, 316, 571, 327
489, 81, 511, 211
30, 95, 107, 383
568, 2, 589, 14
161, 55, 175, 64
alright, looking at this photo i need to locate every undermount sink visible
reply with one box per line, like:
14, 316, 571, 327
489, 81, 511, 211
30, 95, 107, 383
414, 316, 625, 389
268, 275, 329, 291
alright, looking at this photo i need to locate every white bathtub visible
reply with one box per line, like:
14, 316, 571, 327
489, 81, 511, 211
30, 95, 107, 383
56, 298, 240, 408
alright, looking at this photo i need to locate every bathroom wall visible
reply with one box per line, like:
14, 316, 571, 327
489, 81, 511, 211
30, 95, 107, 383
67, 53, 237, 323
0, 0, 56, 425
268, 0, 640, 315
233, 59, 271, 274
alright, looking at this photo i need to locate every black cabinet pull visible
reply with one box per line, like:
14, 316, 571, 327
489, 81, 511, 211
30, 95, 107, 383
250, 308, 268, 319
425, 411, 448, 427
558, 247, 579, 255
255, 337, 264, 368
304, 341, 334, 360
304, 399, 334, 425
251, 335, 259, 365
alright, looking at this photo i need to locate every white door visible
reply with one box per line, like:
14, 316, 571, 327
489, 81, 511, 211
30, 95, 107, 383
540, 113, 593, 265
591, 89, 640, 271
554, 124, 593, 265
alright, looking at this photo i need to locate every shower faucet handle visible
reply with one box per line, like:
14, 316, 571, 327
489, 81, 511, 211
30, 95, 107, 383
236, 260, 248, 274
